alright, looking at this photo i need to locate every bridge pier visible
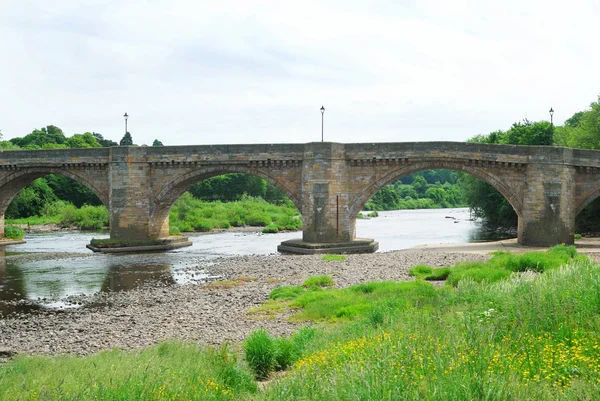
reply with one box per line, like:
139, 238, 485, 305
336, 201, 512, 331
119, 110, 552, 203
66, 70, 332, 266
278, 143, 378, 254
517, 163, 575, 246
92, 147, 191, 252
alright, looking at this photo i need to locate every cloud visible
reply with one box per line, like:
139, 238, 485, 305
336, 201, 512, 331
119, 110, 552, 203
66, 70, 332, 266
0, 0, 598, 145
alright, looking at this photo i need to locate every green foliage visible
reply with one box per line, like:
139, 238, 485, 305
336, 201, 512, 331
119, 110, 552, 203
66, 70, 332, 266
322, 254, 345, 261
269, 285, 304, 301
9, 125, 67, 149
302, 275, 334, 288
574, 233, 582, 239
189, 173, 291, 204
169, 193, 301, 233
367, 211, 378, 217
0, 341, 257, 400
259, 260, 600, 400
364, 170, 467, 212
152, 139, 164, 146
5, 178, 58, 219
119, 132, 134, 146
244, 329, 276, 380
4, 225, 24, 240
65, 132, 102, 148
60, 204, 109, 229
290, 280, 436, 322
262, 224, 278, 233
93, 132, 118, 147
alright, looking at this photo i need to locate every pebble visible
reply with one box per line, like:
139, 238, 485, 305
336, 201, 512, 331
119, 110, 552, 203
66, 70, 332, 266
0, 250, 488, 356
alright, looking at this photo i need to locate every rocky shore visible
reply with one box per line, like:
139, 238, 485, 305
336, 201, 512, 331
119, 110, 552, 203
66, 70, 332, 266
0, 250, 490, 357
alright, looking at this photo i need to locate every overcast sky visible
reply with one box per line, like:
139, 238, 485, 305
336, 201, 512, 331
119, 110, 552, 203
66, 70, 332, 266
1, 0, 599, 146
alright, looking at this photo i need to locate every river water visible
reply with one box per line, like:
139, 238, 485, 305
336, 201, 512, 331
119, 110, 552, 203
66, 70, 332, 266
0, 208, 510, 315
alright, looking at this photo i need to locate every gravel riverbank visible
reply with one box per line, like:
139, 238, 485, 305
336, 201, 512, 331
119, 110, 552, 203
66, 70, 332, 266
0, 250, 489, 357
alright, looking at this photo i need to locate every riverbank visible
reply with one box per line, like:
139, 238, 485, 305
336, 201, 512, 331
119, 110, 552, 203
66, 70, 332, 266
0, 249, 490, 356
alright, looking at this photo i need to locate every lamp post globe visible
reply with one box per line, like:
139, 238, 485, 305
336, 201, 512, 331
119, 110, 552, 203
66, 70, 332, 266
549, 107, 554, 126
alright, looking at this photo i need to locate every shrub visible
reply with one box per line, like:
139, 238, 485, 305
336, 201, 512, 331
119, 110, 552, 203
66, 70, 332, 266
302, 275, 334, 288
269, 285, 304, 300
574, 233, 582, 239
245, 212, 271, 227
169, 226, 181, 235
4, 225, 24, 240
244, 329, 276, 380
262, 224, 278, 233
367, 211, 379, 218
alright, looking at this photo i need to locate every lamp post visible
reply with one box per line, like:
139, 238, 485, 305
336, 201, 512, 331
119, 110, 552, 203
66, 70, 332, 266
320, 105, 325, 142
124, 112, 129, 135
549, 107, 554, 126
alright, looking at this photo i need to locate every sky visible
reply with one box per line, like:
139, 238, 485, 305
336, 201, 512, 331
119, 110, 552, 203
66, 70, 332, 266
1, 0, 599, 146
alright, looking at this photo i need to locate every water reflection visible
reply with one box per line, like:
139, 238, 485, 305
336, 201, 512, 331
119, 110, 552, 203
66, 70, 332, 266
101, 264, 174, 293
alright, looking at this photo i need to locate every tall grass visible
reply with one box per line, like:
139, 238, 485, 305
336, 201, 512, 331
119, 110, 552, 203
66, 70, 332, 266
3, 248, 600, 400
0, 342, 256, 400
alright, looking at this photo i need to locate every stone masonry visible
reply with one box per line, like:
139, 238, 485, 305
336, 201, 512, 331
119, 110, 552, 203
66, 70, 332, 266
1, 142, 600, 250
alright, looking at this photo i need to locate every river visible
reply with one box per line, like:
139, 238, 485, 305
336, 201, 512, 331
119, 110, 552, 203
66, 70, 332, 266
0, 208, 510, 315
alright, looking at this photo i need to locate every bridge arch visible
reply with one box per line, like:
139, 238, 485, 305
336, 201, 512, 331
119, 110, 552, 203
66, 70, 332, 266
348, 160, 523, 219
0, 168, 109, 216
576, 188, 600, 216
150, 166, 302, 237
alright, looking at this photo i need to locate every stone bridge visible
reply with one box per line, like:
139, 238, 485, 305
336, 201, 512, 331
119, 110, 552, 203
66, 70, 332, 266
1, 142, 600, 253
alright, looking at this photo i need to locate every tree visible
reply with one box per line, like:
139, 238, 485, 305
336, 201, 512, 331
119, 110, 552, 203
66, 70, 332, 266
152, 139, 164, 146
120, 132, 133, 146
10, 125, 67, 149
93, 133, 118, 147
66, 133, 101, 148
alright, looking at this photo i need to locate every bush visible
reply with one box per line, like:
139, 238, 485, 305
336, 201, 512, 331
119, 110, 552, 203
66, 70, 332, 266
245, 212, 271, 227
302, 275, 334, 288
4, 225, 24, 240
244, 329, 276, 380
367, 211, 379, 218
574, 233, 582, 239
262, 224, 278, 233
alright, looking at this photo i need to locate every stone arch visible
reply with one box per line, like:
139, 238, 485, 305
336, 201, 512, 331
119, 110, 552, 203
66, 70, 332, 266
348, 160, 523, 218
150, 166, 301, 237
0, 168, 109, 215
575, 188, 600, 216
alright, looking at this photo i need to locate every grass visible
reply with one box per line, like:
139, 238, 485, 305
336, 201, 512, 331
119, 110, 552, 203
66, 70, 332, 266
3, 247, 600, 400
302, 275, 334, 288
0, 342, 257, 400
322, 254, 345, 261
